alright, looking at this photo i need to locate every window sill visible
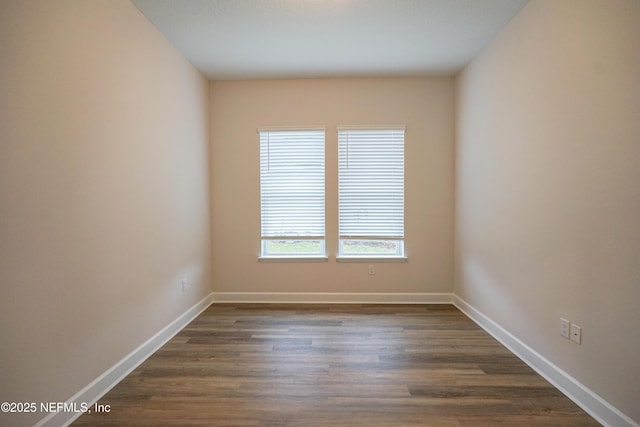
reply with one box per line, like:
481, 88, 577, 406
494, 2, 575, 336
336, 256, 408, 263
258, 256, 329, 263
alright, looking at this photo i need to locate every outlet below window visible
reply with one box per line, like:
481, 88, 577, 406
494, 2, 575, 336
570, 323, 582, 344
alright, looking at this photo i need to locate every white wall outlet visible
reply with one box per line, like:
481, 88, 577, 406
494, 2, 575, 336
560, 318, 570, 339
570, 323, 582, 344
181, 278, 188, 292
368, 265, 375, 275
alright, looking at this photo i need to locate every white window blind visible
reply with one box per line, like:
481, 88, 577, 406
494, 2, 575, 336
338, 127, 405, 241
259, 129, 325, 243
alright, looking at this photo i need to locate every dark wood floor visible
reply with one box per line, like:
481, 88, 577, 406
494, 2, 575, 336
74, 304, 599, 426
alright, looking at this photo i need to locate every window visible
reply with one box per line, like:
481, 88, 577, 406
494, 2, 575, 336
338, 127, 405, 258
259, 128, 325, 258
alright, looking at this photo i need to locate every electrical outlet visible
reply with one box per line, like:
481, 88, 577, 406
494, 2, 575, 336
570, 324, 582, 344
560, 318, 570, 339
181, 278, 188, 292
368, 265, 375, 275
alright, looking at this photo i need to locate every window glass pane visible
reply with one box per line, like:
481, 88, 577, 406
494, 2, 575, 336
340, 239, 404, 256
263, 240, 324, 256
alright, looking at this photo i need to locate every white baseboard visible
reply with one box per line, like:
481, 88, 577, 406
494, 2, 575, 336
453, 295, 638, 427
212, 292, 453, 304
36, 292, 215, 427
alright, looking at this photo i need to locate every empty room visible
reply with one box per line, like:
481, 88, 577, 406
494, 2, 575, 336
1, 0, 638, 426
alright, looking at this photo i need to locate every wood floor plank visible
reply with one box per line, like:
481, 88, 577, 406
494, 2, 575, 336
73, 304, 600, 426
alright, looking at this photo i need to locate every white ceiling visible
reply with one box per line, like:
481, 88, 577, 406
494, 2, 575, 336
131, 0, 528, 80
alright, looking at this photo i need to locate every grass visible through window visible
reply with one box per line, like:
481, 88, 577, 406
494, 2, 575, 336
341, 240, 402, 256
265, 240, 323, 254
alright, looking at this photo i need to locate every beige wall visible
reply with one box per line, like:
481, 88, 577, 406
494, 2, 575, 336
210, 78, 454, 294
455, 0, 640, 422
0, 1, 211, 425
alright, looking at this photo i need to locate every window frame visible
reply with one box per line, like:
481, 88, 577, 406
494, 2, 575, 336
336, 126, 407, 261
258, 127, 327, 261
